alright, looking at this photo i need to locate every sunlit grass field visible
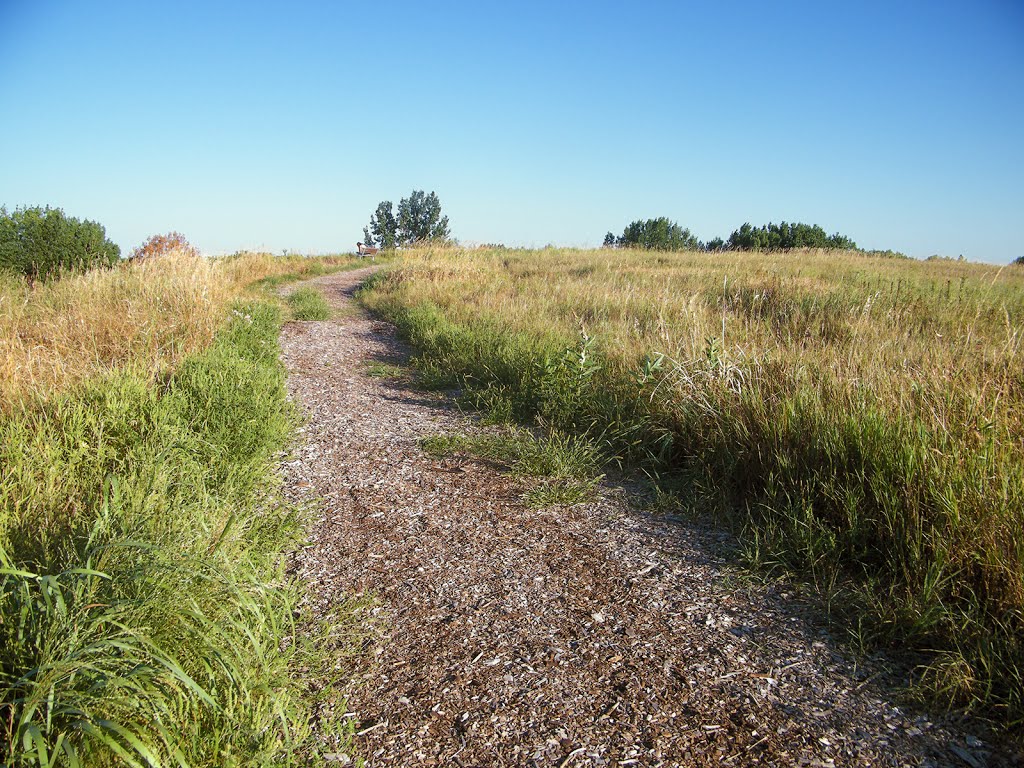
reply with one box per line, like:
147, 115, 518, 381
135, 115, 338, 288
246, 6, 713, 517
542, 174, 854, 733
363, 245, 1024, 726
0, 251, 359, 765
0, 250, 354, 411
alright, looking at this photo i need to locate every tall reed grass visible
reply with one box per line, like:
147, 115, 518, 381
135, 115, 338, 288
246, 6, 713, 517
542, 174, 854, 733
1, 251, 360, 764
362, 246, 1024, 727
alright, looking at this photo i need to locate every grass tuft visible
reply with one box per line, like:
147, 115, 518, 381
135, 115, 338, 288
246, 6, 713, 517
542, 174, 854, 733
364, 362, 406, 379
287, 287, 331, 320
420, 427, 602, 507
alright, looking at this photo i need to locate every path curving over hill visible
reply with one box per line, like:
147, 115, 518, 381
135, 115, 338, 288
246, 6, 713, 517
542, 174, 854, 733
279, 268, 1006, 767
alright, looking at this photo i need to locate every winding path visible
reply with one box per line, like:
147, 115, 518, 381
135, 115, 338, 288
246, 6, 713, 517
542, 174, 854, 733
279, 268, 1005, 767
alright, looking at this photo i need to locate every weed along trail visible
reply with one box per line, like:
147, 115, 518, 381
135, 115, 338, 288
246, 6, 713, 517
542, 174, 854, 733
279, 270, 1000, 767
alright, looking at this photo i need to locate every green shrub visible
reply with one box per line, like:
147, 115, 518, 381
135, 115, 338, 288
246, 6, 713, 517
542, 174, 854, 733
612, 217, 701, 250
0, 206, 120, 279
727, 221, 857, 250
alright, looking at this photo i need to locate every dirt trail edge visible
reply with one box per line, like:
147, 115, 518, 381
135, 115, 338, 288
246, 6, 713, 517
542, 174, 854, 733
279, 269, 1005, 768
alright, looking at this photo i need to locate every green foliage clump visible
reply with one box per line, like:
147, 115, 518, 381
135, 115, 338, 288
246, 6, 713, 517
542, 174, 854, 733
287, 286, 331, 320
610, 217, 702, 250
1012, 255, 1024, 266
0, 206, 120, 278
0, 302, 353, 765
727, 221, 856, 250
364, 201, 399, 250
363, 190, 450, 249
603, 219, 860, 253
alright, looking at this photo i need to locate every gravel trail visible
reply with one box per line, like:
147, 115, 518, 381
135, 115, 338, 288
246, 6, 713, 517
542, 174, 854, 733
279, 268, 1010, 767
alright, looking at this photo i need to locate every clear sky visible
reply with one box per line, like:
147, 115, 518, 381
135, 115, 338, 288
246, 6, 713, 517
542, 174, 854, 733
2, 0, 1022, 262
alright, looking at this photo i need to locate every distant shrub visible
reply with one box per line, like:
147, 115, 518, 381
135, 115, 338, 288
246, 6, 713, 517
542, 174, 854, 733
129, 231, 200, 261
0, 206, 120, 279
613, 217, 702, 250
862, 249, 909, 259
727, 221, 857, 251
602, 219, 863, 253
1012, 255, 1024, 266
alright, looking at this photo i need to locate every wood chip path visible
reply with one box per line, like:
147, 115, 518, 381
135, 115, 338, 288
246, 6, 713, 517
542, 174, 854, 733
279, 268, 1015, 767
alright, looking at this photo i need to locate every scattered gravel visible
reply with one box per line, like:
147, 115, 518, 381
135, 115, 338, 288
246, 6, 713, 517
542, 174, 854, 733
279, 269, 1018, 767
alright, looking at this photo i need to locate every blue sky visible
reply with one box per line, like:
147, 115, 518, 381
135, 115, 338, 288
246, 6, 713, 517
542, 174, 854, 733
2, 1, 1022, 262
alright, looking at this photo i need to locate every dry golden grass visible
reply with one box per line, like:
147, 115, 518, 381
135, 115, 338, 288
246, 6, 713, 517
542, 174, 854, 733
0, 250, 357, 410
0, 251, 230, 409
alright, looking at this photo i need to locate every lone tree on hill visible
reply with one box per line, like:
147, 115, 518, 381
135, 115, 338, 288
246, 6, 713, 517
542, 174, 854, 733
363, 190, 450, 249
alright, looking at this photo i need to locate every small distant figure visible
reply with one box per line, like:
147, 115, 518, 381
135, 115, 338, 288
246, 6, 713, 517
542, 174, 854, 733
357, 242, 379, 260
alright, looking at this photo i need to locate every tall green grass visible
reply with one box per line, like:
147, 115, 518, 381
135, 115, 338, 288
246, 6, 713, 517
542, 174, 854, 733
361, 246, 1024, 728
0, 301, 352, 765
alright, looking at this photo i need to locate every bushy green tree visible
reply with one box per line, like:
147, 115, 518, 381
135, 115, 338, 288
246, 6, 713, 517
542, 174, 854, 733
1011, 255, 1023, 266
0, 206, 120, 278
363, 190, 449, 248
396, 190, 449, 244
616, 217, 701, 251
363, 201, 398, 249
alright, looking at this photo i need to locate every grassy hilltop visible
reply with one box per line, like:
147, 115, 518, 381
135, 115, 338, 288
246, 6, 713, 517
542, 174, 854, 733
363, 245, 1024, 725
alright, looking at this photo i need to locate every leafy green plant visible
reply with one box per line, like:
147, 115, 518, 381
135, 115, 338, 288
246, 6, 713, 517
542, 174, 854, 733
727, 220, 857, 250
365, 362, 406, 378
612, 217, 701, 250
363, 190, 450, 249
